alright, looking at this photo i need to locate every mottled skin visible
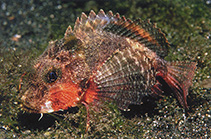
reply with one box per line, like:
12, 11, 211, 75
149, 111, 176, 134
21, 10, 196, 121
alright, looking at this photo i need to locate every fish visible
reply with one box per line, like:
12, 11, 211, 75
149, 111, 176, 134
20, 9, 196, 129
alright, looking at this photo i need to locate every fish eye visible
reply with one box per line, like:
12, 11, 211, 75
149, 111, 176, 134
43, 68, 61, 83
48, 71, 57, 83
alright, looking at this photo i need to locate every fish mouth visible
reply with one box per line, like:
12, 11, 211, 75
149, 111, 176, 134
21, 95, 55, 113
20, 93, 38, 113
21, 90, 46, 113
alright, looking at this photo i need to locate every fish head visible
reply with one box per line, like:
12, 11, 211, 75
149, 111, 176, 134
21, 33, 89, 113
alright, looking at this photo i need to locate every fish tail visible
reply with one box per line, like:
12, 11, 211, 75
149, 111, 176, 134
154, 61, 197, 109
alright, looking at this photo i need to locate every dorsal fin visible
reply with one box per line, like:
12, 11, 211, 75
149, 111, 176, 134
103, 15, 170, 58
72, 9, 170, 58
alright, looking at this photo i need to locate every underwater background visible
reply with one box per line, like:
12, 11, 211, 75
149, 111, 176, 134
0, 0, 210, 138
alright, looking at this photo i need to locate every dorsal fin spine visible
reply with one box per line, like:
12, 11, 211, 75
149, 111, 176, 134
88, 10, 96, 20
81, 12, 88, 23
115, 21, 127, 34
107, 10, 113, 17
98, 9, 106, 17
64, 25, 73, 39
73, 17, 80, 33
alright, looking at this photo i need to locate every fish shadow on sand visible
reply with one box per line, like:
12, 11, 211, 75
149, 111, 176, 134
17, 107, 79, 131
121, 96, 160, 119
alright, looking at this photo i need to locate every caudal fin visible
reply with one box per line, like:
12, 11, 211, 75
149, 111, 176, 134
162, 61, 196, 109
164, 62, 196, 109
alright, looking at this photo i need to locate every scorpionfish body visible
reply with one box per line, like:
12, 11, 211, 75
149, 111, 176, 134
21, 10, 196, 117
